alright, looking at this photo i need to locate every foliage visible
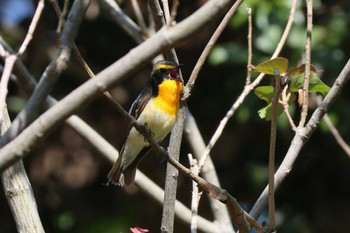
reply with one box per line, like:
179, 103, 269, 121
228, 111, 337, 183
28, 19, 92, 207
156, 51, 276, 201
252, 57, 330, 120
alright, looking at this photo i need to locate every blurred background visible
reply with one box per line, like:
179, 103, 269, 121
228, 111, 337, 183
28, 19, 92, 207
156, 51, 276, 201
1, 0, 350, 232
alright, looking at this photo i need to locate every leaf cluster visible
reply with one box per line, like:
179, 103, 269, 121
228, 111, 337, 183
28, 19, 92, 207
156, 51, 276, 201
252, 57, 330, 120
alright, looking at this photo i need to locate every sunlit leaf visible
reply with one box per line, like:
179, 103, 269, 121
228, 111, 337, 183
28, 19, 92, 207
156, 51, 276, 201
258, 103, 284, 120
253, 57, 289, 75
254, 86, 274, 103
255, 86, 285, 120
289, 72, 331, 96
287, 64, 318, 76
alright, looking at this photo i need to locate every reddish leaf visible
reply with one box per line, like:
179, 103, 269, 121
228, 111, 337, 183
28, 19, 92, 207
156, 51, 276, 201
287, 64, 318, 76
130, 227, 149, 233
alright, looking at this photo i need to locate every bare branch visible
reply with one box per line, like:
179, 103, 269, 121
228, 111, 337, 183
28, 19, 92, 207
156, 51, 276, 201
250, 58, 350, 219
170, 0, 180, 23
315, 95, 350, 158
100, 0, 145, 43
17, 0, 45, 56
272, 0, 298, 58
268, 69, 284, 230
281, 85, 297, 130
299, 0, 313, 127
188, 154, 201, 233
246, 7, 253, 85
0, 54, 16, 127
161, 0, 171, 24
1, 106, 44, 233
131, 0, 148, 32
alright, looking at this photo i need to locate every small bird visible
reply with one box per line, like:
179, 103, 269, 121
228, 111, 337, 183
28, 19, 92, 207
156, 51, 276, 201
107, 60, 183, 186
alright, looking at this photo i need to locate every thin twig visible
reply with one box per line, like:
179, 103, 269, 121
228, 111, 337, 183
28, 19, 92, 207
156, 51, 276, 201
170, 0, 180, 23
272, 0, 299, 58
281, 85, 297, 130
161, 0, 171, 24
131, 0, 148, 32
188, 154, 201, 233
100, 0, 145, 43
268, 69, 283, 231
299, 0, 312, 127
315, 95, 350, 158
246, 8, 253, 85
17, 0, 45, 56
0, 55, 16, 127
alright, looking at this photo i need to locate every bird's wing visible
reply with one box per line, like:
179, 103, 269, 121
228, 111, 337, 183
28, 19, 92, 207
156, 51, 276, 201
129, 84, 153, 119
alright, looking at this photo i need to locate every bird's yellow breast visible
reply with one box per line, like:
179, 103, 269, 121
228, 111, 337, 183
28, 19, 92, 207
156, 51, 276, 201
153, 80, 183, 116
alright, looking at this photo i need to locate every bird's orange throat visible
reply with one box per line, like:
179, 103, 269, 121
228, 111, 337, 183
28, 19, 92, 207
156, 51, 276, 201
153, 80, 183, 116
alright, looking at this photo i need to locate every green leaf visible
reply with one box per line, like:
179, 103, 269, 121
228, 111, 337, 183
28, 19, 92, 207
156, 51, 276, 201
289, 72, 331, 96
253, 57, 289, 75
258, 102, 284, 120
254, 86, 274, 103
254, 86, 284, 120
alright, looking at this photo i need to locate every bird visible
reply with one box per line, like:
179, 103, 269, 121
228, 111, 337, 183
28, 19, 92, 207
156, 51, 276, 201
107, 60, 183, 186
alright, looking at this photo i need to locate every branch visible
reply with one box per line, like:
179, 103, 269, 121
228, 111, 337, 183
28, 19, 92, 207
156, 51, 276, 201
131, 0, 148, 32
1, 106, 44, 233
246, 7, 253, 85
299, 0, 313, 127
250, 59, 350, 219
188, 154, 201, 233
268, 69, 283, 230
100, 0, 145, 43
17, 0, 45, 56
314, 95, 350, 158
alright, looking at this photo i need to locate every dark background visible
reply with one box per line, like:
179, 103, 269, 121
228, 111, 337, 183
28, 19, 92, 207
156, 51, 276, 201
1, 0, 350, 232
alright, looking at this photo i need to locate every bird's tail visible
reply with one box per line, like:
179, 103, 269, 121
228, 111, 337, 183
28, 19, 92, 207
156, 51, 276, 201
107, 155, 123, 186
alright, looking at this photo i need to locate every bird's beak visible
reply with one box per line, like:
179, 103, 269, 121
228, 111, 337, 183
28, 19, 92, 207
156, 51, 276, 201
170, 64, 183, 82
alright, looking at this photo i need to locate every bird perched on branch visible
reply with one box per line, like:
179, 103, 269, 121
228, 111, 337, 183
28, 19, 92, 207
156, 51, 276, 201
107, 60, 183, 186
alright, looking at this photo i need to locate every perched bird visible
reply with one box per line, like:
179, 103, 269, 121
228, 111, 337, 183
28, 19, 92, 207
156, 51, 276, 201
107, 60, 183, 186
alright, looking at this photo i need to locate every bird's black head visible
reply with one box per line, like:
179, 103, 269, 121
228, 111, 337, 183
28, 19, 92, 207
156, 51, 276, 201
151, 60, 182, 84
